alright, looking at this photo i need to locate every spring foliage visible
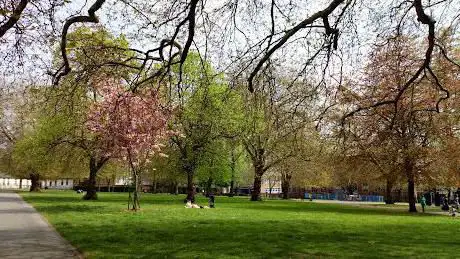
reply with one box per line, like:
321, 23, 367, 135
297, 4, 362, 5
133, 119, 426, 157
86, 79, 172, 169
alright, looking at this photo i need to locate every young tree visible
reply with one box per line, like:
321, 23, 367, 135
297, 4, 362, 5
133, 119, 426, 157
86, 79, 171, 210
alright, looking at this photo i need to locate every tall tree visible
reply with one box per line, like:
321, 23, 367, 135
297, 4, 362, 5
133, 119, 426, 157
340, 35, 460, 212
169, 53, 244, 201
241, 68, 319, 201
44, 26, 136, 200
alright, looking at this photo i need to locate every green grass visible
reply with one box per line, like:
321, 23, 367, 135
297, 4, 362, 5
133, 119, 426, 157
20, 191, 459, 258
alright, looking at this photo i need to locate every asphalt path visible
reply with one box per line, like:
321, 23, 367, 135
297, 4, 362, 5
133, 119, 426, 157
0, 191, 80, 259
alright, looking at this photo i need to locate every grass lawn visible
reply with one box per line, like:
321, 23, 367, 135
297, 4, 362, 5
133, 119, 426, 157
20, 191, 459, 258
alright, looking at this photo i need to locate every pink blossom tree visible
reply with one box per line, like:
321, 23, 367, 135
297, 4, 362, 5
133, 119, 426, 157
87, 79, 171, 210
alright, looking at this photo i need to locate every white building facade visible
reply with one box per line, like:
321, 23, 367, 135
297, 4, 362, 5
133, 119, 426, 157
0, 178, 31, 189
0, 173, 74, 190
41, 179, 74, 190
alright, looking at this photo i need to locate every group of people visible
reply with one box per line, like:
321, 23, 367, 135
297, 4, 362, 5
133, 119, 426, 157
421, 194, 459, 216
441, 195, 460, 217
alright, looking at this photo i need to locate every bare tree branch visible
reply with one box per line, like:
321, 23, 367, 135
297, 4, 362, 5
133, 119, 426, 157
247, 0, 345, 92
53, 0, 106, 85
0, 0, 28, 38
341, 0, 450, 124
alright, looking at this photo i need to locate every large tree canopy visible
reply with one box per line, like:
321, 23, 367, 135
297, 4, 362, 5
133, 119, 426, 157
2, 1, 459, 98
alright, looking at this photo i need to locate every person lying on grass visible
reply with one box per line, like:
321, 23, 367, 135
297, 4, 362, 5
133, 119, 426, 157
185, 200, 209, 209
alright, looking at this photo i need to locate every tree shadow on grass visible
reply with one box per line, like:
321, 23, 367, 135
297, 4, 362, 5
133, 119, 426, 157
54, 217, 457, 258
22, 193, 442, 218
21, 194, 85, 203
33, 204, 108, 214
145, 195, 441, 217
229, 202, 440, 217
22, 192, 190, 206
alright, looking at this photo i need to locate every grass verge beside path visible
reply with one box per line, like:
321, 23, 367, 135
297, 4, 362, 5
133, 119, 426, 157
20, 191, 459, 258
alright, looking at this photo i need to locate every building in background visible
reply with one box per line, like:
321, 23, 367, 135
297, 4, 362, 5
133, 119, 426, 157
40, 179, 74, 190
0, 173, 31, 190
0, 173, 75, 190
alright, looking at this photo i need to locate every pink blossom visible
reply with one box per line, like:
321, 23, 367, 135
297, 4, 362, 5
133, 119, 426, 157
86, 78, 173, 168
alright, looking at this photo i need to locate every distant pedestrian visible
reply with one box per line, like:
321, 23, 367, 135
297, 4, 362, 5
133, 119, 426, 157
452, 196, 459, 217
420, 196, 426, 213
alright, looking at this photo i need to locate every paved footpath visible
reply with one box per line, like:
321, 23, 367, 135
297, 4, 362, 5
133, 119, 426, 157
0, 192, 81, 259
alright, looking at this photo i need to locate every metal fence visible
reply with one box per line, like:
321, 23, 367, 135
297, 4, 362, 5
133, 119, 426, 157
303, 192, 384, 202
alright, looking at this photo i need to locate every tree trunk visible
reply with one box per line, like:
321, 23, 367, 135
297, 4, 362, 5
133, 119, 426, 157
250, 146, 266, 201
205, 176, 213, 197
229, 150, 236, 197
408, 176, 417, 212
251, 165, 264, 201
153, 180, 157, 194
385, 178, 395, 204
269, 180, 273, 195
19, 178, 22, 189
186, 171, 195, 201
129, 171, 140, 211
405, 159, 417, 212
83, 157, 98, 200
229, 178, 235, 197
152, 171, 157, 194
111, 175, 116, 192
29, 173, 40, 192
281, 174, 292, 200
